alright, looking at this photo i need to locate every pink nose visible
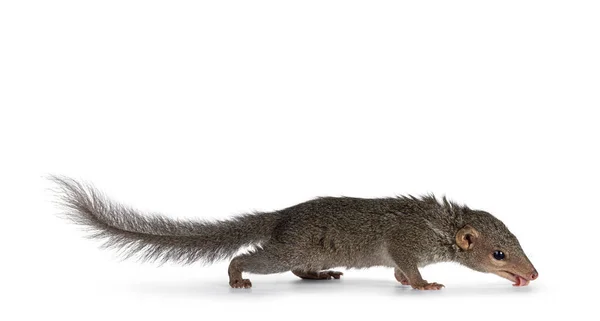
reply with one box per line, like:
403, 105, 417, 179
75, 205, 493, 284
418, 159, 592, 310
531, 270, 539, 280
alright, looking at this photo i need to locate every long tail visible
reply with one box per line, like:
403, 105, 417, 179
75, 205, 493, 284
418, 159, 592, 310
50, 176, 280, 264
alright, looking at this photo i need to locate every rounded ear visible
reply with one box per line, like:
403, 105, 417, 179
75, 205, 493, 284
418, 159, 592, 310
455, 225, 479, 250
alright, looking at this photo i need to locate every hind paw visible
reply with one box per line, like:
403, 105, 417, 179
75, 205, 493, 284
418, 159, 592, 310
412, 282, 445, 290
293, 270, 344, 280
230, 278, 252, 289
319, 270, 343, 280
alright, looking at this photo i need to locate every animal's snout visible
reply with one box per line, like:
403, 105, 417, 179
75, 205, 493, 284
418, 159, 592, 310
530, 269, 538, 280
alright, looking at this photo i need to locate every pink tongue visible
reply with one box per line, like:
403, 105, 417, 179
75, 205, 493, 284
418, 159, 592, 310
514, 276, 528, 286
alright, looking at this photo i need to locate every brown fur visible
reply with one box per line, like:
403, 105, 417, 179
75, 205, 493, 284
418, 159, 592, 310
51, 176, 538, 290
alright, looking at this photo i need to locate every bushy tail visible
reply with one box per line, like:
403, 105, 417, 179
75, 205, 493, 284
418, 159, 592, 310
50, 176, 280, 264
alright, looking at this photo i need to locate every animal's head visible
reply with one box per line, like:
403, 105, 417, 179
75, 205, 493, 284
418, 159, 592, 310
454, 210, 538, 286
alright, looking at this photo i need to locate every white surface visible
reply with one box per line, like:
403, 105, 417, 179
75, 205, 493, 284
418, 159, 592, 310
1, 1, 598, 320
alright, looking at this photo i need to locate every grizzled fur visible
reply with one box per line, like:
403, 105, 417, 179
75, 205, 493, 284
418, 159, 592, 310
51, 176, 536, 289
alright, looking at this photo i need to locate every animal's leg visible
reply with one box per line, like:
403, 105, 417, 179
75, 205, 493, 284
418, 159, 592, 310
396, 264, 444, 290
228, 246, 291, 289
292, 269, 343, 280
390, 252, 444, 290
394, 267, 410, 285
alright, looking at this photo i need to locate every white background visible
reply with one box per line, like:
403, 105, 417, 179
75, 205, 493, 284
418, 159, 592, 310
1, 1, 598, 320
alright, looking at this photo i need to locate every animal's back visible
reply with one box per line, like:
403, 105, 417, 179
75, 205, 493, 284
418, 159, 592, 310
269, 197, 404, 268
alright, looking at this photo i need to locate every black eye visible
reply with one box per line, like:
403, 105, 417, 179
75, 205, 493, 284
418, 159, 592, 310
493, 250, 505, 260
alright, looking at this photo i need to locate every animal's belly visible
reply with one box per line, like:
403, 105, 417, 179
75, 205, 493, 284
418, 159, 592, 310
322, 245, 396, 269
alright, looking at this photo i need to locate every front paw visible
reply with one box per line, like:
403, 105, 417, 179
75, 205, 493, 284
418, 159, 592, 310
411, 282, 445, 290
